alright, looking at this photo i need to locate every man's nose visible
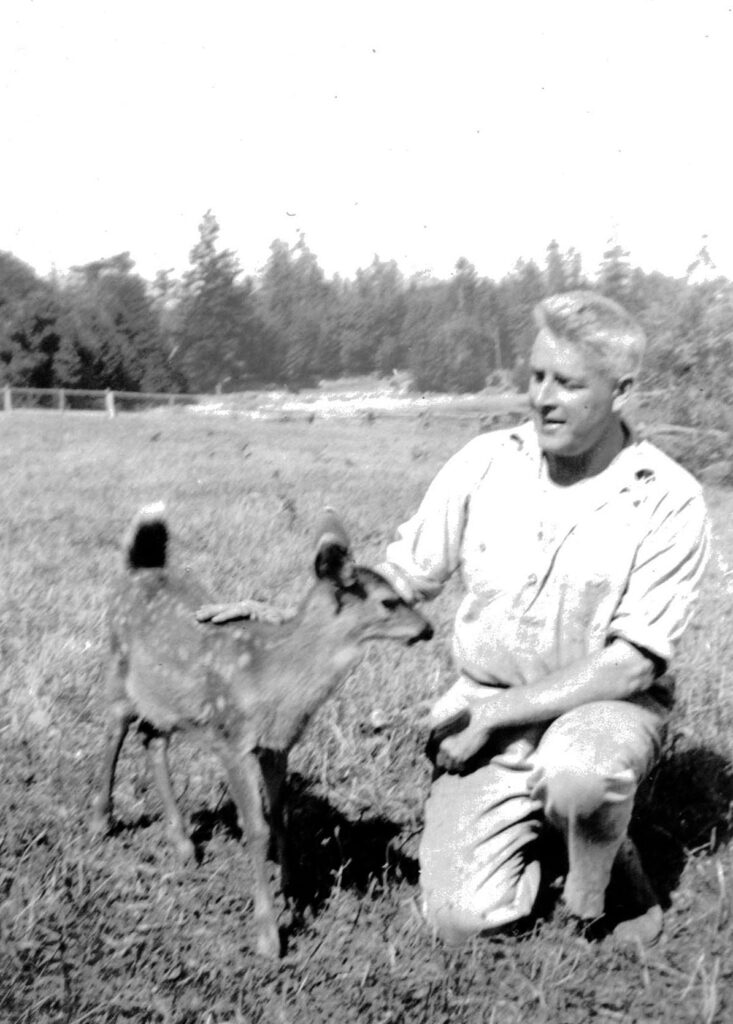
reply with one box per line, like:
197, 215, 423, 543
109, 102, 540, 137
534, 377, 557, 406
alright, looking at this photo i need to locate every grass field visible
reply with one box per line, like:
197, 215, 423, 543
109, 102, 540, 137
1, 407, 732, 1024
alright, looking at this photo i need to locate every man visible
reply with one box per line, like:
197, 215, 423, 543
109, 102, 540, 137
376, 290, 709, 946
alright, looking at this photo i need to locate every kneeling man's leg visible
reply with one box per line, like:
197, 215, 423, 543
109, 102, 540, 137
529, 699, 665, 938
419, 735, 543, 946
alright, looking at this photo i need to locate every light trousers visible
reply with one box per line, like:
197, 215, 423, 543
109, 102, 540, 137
419, 676, 667, 946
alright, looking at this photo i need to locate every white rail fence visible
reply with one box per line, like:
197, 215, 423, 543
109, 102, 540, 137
1, 384, 532, 426
3, 385, 723, 443
2, 385, 199, 417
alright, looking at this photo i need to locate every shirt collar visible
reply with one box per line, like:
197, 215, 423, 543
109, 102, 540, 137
508, 419, 657, 493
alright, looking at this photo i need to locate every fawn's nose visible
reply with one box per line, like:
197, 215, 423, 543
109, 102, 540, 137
410, 619, 434, 644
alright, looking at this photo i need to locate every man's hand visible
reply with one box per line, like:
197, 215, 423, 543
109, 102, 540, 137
425, 681, 510, 773
429, 689, 516, 773
433, 711, 493, 773
195, 600, 290, 625
430, 639, 660, 773
426, 705, 495, 774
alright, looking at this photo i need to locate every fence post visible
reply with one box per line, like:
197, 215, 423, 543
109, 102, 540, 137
3, 386, 11, 412
105, 390, 116, 418
58, 388, 66, 412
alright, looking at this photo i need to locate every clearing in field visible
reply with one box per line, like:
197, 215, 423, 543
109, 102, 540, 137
1, 408, 732, 1023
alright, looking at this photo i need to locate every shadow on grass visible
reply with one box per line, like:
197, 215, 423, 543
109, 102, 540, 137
287, 774, 420, 908
631, 742, 733, 907
492, 742, 733, 938
154, 743, 733, 943
188, 770, 418, 912
105, 812, 160, 838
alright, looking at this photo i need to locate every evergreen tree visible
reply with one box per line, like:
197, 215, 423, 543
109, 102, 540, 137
0, 286, 62, 387
256, 234, 333, 387
174, 212, 267, 391
0, 253, 55, 385
544, 240, 566, 295
53, 253, 177, 390
408, 296, 491, 393
451, 257, 478, 315
339, 256, 407, 375
562, 246, 585, 291
597, 240, 632, 305
495, 259, 546, 390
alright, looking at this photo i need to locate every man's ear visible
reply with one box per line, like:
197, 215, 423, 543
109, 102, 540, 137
612, 374, 635, 414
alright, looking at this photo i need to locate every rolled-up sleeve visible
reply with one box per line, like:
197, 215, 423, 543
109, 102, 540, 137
377, 436, 494, 604
609, 490, 710, 667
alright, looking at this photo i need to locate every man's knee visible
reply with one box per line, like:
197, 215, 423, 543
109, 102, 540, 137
537, 766, 610, 821
420, 858, 540, 946
535, 701, 663, 784
531, 755, 638, 823
530, 701, 657, 825
422, 897, 491, 947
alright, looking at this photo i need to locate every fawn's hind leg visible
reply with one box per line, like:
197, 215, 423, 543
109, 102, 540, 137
90, 700, 134, 836
143, 730, 196, 862
219, 746, 281, 958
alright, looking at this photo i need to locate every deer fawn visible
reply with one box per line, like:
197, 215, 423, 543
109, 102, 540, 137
91, 503, 433, 958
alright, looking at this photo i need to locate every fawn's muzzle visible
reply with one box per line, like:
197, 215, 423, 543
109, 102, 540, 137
409, 620, 434, 644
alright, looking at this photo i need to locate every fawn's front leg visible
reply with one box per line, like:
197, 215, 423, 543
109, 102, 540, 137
219, 745, 281, 958
258, 750, 292, 908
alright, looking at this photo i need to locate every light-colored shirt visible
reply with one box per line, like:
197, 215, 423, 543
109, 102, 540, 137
381, 421, 710, 692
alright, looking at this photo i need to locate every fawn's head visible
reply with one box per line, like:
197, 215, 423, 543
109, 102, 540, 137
312, 509, 433, 646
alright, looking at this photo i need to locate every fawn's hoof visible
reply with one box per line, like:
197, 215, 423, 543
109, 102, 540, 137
89, 806, 110, 839
170, 833, 196, 863
255, 920, 282, 958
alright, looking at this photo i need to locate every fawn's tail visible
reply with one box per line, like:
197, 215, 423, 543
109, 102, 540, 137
124, 502, 168, 570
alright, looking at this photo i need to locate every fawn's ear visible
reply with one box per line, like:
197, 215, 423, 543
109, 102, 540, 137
314, 508, 357, 586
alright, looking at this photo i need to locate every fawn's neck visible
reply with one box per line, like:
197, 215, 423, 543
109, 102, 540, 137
250, 582, 365, 750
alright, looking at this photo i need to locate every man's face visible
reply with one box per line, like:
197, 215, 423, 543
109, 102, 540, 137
528, 329, 626, 458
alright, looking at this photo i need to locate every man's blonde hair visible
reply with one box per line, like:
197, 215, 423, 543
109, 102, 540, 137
533, 291, 646, 379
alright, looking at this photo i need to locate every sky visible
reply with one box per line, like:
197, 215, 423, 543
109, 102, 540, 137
2, 0, 733, 285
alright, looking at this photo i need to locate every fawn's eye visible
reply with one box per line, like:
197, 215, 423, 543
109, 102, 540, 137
381, 596, 401, 610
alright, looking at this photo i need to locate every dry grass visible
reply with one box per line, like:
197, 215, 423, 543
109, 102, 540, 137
1, 408, 732, 1024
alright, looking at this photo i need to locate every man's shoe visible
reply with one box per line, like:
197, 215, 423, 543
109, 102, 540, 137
612, 904, 663, 947
609, 836, 663, 947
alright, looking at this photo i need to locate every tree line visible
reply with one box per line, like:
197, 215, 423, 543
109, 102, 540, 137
2, 212, 732, 426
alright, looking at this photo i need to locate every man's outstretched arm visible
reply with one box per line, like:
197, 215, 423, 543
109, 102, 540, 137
434, 638, 656, 772
196, 599, 294, 625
